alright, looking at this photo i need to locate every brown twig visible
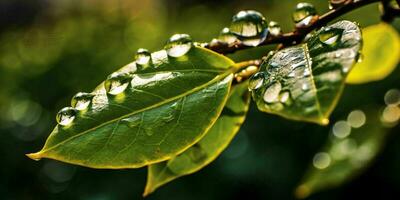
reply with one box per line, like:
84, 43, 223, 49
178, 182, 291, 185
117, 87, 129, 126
205, 0, 384, 54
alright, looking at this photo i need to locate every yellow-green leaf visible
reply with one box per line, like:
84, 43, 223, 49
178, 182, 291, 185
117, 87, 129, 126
27, 46, 236, 169
347, 23, 400, 84
249, 20, 362, 125
144, 82, 250, 196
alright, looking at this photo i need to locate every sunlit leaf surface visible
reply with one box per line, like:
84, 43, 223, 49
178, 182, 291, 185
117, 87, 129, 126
144, 82, 250, 196
249, 20, 362, 125
27, 47, 236, 169
295, 108, 393, 199
347, 23, 400, 84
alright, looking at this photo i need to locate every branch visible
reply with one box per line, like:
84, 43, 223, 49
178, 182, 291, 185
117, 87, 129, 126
206, 0, 382, 54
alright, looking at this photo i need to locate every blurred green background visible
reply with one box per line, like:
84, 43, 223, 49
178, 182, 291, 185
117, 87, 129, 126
1, 0, 399, 199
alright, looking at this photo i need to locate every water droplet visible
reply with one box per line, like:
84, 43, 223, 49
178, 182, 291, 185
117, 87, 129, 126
71, 92, 94, 110
329, 0, 352, 9
332, 120, 351, 138
347, 110, 366, 128
218, 27, 237, 44
301, 82, 310, 91
164, 34, 193, 57
384, 89, 400, 106
230, 10, 268, 46
313, 152, 331, 169
263, 81, 282, 103
279, 91, 292, 105
56, 107, 77, 126
292, 3, 318, 28
135, 48, 152, 67
319, 27, 343, 47
248, 72, 265, 90
104, 72, 131, 95
268, 21, 282, 36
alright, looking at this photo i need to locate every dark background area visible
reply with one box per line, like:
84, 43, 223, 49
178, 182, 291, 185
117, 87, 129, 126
0, 0, 399, 199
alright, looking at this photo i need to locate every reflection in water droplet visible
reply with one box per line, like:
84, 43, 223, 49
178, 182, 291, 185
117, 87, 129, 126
347, 110, 366, 128
332, 120, 351, 138
301, 82, 309, 91
135, 48, 152, 66
56, 107, 77, 126
313, 152, 331, 169
104, 72, 131, 95
164, 34, 193, 57
248, 72, 265, 90
268, 21, 282, 36
230, 10, 268, 46
319, 27, 343, 47
384, 89, 400, 106
356, 53, 363, 63
71, 92, 94, 110
292, 3, 318, 28
263, 82, 282, 103
218, 27, 237, 44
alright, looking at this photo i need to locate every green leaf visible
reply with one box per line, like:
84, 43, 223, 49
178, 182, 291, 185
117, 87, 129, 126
249, 20, 362, 125
27, 46, 236, 169
295, 108, 391, 199
143, 82, 250, 196
347, 23, 400, 84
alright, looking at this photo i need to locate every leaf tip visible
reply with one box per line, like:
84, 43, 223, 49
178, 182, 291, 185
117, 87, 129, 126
320, 118, 329, 125
294, 184, 310, 199
142, 184, 154, 198
26, 152, 43, 161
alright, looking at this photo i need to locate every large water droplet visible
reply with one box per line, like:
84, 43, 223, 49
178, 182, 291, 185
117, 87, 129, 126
263, 81, 282, 103
248, 72, 265, 90
56, 107, 77, 126
319, 27, 343, 47
268, 21, 282, 37
104, 72, 131, 95
164, 34, 193, 57
71, 92, 94, 110
218, 27, 237, 44
230, 10, 268, 46
135, 48, 152, 67
292, 3, 318, 28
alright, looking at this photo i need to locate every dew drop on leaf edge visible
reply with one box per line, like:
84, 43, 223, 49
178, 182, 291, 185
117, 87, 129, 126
164, 34, 193, 58
71, 92, 94, 110
319, 27, 344, 47
56, 107, 77, 126
135, 48, 152, 66
248, 72, 265, 90
104, 72, 132, 95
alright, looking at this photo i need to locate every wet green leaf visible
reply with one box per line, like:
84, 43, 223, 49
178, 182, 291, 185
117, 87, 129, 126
347, 23, 400, 84
295, 108, 391, 199
143, 82, 250, 196
249, 20, 362, 125
27, 47, 236, 169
